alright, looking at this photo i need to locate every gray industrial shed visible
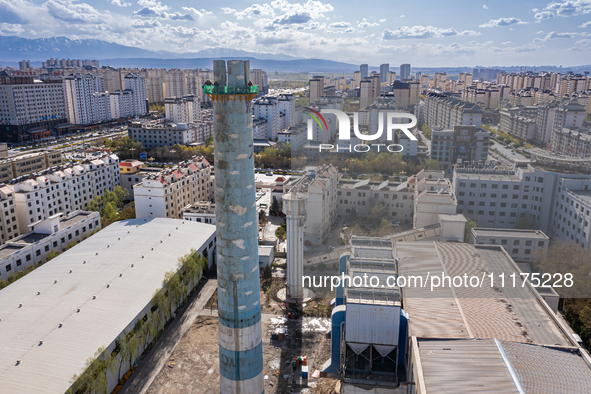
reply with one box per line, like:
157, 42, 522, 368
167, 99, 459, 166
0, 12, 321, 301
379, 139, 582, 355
0, 218, 216, 394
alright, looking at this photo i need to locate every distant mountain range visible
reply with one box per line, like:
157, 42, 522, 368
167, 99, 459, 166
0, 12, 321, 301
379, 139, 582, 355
0, 35, 589, 73
0, 35, 299, 62
0, 35, 359, 72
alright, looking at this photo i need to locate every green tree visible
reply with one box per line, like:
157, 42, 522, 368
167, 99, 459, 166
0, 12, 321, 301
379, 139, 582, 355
46, 250, 59, 262
421, 124, 432, 139
369, 204, 388, 225
377, 219, 393, 237
464, 218, 477, 243
424, 159, 439, 170
263, 264, 272, 280
271, 196, 280, 212
275, 226, 286, 241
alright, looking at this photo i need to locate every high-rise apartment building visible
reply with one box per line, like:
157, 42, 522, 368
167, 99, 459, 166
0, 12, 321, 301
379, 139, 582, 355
309, 76, 324, 104
360, 64, 369, 80
0, 70, 67, 142
64, 73, 146, 125
124, 73, 147, 116
164, 95, 200, 124
400, 63, 411, 80
250, 69, 268, 95
380, 63, 389, 82
424, 93, 484, 130
63, 74, 104, 125
536, 98, 585, 144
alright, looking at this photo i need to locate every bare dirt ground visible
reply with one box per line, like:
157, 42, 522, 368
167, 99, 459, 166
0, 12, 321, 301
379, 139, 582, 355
146, 287, 338, 394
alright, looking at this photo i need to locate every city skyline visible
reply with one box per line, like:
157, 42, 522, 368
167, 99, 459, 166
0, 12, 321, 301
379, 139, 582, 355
0, 0, 590, 66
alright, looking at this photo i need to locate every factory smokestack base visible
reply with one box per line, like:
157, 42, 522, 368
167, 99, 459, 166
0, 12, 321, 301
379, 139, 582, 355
206, 59, 264, 394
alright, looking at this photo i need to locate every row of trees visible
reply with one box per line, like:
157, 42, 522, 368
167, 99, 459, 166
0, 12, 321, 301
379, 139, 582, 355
103, 137, 215, 164
69, 249, 209, 393
86, 186, 135, 227
256, 143, 292, 169
304, 151, 439, 176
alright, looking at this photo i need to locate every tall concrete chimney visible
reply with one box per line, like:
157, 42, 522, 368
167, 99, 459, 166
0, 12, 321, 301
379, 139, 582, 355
205, 60, 264, 394
283, 192, 307, 300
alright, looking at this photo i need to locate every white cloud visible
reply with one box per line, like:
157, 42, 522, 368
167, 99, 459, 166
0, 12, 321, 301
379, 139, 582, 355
483, 4, 489, 9
543, 0, 591, 17
133, 1, 196, 20
533, 30, 589, 41
43, 0, 106, 24
502, 41, 512, 44
357, 18, 378, 28
579, 20, 591, 27
132, 18, 161, 28
328, 21, 350, 28
0, 0, 32, 24
234, 4, 275, 20
479, 17, 529, 27
182, 7, 212, 18
534, 11, 554, 19
110, 0, 131, 7
533, 30, 545, 34
400, 15, 405, 18
382, 25, 481, 40
221, 7, 236, 14
379, 18, 386, 22
270, 0, 334, 19
0, 22, 24, 35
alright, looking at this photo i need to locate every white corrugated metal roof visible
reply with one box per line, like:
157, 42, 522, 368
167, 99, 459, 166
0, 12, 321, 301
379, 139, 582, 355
418, 338, 591, 394
0, 218, 216, 394
418, 339, 519, 393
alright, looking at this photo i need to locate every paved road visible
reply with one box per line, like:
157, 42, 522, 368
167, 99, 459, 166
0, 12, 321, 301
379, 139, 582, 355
490, 141, 527, 162
119, 277, 218, 394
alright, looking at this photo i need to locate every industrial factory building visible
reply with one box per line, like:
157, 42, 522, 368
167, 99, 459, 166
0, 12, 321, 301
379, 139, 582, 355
0, 218, 216, 394
323, 237, 591, 393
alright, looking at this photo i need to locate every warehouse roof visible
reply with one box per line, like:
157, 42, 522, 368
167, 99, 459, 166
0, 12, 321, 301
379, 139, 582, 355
417, 338, 591, 394
0, 218, 216, 394
471, 228, 549, 239
396, 242, 574, 346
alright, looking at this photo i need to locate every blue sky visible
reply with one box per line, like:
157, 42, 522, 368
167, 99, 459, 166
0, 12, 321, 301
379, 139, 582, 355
1, 0, 591, 66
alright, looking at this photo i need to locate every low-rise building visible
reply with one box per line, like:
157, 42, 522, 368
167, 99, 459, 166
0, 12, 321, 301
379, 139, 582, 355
337, 179, 415, 222
0, 150, 62, 184
182, 201, 216, 224
134, 157, 213, 219
278, 123, 307, 153
499, 105, 538, 141
551, 127, 591, 158
253, 138, 277, 153
0, 211, 100, 282
128, 120, 197, 149
430, 125, 490, 169
258, 245, 274, 267
284, 164, 340, 245
119, 159, 144, 197
470, 227, 549, 262
11, 154, 119, 232
0, 185, 20, 243
0, 218, 216, 394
